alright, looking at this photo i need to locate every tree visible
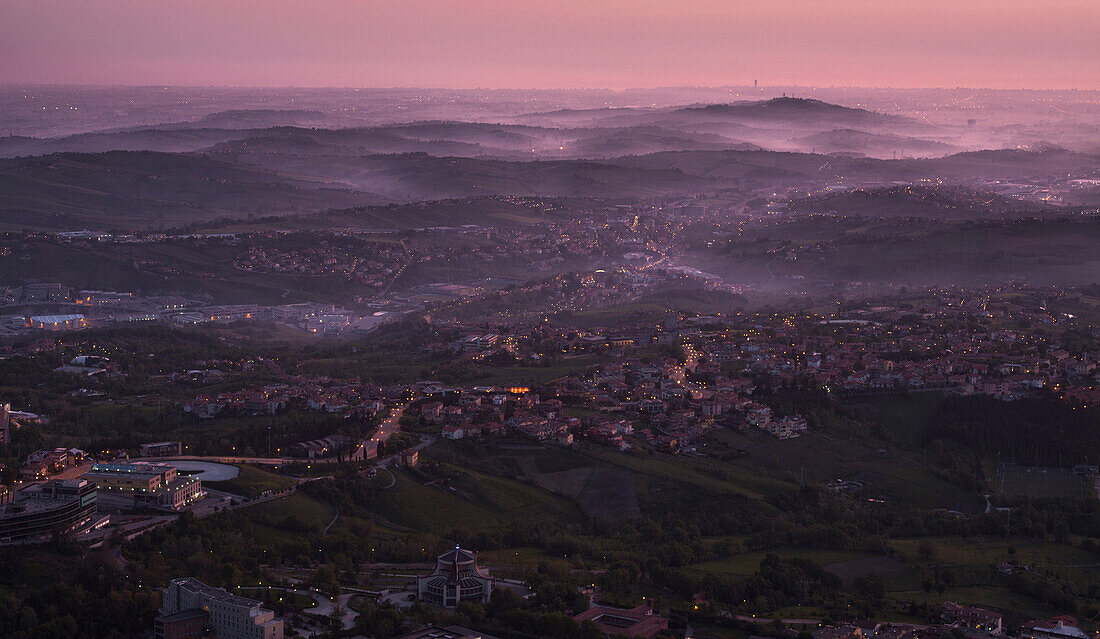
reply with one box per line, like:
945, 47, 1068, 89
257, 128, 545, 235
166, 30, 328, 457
312, 564, 341, 597
854, 576, 886, 602
580, 620, 604, 639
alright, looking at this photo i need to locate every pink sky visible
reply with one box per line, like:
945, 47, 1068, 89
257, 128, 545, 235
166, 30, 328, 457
2, 0, 1097, 89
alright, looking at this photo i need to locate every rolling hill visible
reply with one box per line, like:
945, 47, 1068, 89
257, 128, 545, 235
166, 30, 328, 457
792, 129, 958, 158
0, 151, 383, 231
787, 185, 1056, 219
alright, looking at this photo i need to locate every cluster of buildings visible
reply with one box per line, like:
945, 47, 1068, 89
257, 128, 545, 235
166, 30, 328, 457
0, 278, 397, 336
182, 376, 385, 420
814, 603, 1089, 639
170, 302, 395, 335
398, 286, 1100, 455
289, 434, 377, 462
707, 298, 1098, 400
84, 462, 204, 511
236, 240, 407, 288
0, 282, 70, 304
1, 453, 204, 545
413, 355, 805, 452
407, 546, 667, 638
0, 283, 196, 333
19, 447, 87, 480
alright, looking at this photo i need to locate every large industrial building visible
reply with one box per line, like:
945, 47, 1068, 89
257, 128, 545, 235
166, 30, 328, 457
156, 578, 284, 639
28, 314, 87, 331
417, 546, 493, 607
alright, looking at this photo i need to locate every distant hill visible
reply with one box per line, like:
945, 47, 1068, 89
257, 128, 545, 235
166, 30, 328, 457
0, 151, 382, 231
906, 149, 1100, 180
565, 126, 758, 157
787, 185, 1056, 220
614, 148, 1100, 183
702, 215, 1100, 288
674, 98, 907, 126
512, 98, 913, 131
184, 109, 330, 129
215, 122, 760, 160
0, 128, 253, 158
230, 196, 594, 232
5, 145, 1098, 232
792, 129, 958, 158
509, 106, 668, 128
223, 152, 718, 201
210, 122, 558, 158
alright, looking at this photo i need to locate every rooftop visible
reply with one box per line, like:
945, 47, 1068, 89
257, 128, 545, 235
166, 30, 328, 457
169, 578, 266, 610
394, 625, 501, 639
29, 314, 85, 323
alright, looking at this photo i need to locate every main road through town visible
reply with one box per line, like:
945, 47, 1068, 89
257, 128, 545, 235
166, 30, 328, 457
371, 403, 405, 445
131, 403, 409, 467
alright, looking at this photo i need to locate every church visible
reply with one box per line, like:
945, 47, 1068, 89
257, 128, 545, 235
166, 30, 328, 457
416, 546, 493, 607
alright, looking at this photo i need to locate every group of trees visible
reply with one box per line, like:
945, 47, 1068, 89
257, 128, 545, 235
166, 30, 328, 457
929, 394, 1100, 467
659, 553, 844, 613
0, 545, 160, 639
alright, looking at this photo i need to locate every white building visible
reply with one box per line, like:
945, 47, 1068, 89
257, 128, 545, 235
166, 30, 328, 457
158, 578, 283, 639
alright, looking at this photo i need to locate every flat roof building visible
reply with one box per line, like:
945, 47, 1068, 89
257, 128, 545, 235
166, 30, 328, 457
141, 441, 183, 457
28, 314, 87, 331
394, 626, 501, 639
83, 462, 203, 511
153, 608, 208, 639
573, 603, 669, 638
0, 479, 98, 545
157, 578, 283, 639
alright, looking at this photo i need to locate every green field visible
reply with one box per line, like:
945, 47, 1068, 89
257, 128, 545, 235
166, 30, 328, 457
854, 392, 948, 448
477, 546, 572, 576
892, 586, 1062, 621
709, 427, 982, 513
205, 464, 298, 499
685, 549, 875, 576
891, 536, 1100, 571
586, 446, 797, 501
246, 491, 333, 523
368, 466, 584, 533
227, 491, 336, 548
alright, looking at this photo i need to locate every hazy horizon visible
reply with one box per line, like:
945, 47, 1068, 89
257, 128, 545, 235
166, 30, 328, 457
3, 0, 1099, 90
5, 83, 1100, 92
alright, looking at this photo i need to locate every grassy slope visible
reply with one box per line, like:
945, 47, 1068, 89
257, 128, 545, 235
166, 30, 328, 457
368, 467, 584, 534
204, 464, 297, 499
685, 549, 875, 576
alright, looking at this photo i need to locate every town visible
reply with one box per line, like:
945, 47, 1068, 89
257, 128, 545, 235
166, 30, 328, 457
2, 64, 1100, 639
3, 255, 1100, 637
